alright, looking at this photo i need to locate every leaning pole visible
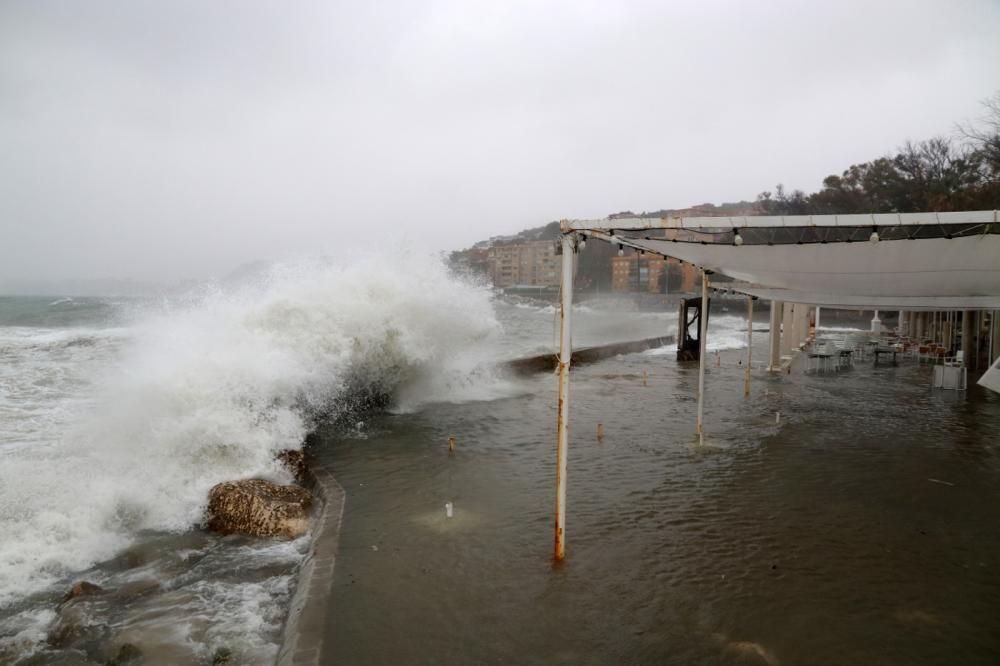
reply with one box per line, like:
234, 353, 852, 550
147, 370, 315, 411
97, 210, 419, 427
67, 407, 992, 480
554, 234, 574, 561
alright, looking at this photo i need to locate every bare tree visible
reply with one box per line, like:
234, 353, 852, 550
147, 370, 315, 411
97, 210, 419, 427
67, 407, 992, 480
956, 91, 1000, 171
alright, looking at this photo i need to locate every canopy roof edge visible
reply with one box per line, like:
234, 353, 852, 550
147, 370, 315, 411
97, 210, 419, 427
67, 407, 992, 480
561, 210, 999, 232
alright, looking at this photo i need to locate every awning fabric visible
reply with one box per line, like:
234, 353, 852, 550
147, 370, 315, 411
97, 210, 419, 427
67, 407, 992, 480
564, 211, 1000, 310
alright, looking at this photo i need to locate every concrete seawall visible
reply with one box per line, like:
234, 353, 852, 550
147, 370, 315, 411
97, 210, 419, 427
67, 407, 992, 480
275, 455, 345, 666
503, 335, 675, 375
275, 334, 674, 664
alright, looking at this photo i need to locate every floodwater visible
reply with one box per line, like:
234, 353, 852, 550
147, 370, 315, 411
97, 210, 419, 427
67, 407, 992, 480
316, 340, 1000, 665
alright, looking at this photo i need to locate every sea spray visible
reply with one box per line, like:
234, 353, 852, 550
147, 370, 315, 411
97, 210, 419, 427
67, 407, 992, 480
0, 252, 501, 608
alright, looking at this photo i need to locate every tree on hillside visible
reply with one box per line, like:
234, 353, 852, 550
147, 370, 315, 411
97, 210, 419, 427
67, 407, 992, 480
756, 92, 1000, 215
958, 91, 1000, 172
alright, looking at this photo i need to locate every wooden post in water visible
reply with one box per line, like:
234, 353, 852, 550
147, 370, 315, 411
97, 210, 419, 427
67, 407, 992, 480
744, 296, 753, 397
696, 270, 709, 444
554, 233, 574, 562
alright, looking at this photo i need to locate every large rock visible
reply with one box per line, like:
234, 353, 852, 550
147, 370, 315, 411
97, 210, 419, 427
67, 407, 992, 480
206, 479, 312, 538
61, 581, 104, 604
275, 449, 307, 483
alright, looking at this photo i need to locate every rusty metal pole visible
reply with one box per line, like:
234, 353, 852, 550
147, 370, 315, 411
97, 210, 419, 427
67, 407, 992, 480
744, 296, 753, 397
696, 271, 709, 444
554, 233, 574, 561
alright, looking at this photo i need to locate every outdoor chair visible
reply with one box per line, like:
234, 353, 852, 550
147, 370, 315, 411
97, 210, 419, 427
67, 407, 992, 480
944, 350, 965, 367
807, 341, 836, 373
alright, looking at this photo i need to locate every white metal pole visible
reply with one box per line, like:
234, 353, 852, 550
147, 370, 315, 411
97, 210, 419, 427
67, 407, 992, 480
696, 271, 709, 444
815, 305, 821, 331
769, 300, 782, 372
993, 311, 998, 363
554, 234, 574, 561
992, 310, 999, 364
744, 296, 753, 397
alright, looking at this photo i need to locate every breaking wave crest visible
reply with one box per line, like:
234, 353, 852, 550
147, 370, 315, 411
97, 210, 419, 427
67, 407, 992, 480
0, 253, 502, 606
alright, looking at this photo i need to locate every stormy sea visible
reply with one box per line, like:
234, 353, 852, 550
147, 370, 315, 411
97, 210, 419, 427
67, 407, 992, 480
3, 255, 999, 665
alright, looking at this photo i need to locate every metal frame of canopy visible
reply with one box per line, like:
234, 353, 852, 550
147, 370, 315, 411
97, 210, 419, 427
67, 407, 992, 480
551, 210, 1000, 561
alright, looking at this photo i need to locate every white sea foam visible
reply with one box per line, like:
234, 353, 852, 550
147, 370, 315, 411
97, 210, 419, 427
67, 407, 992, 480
0, 608, 56, 662
0, 253, 502, 608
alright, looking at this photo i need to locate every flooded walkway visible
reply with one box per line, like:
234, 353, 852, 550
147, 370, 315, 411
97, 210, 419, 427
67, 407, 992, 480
313, 345, 1000, 665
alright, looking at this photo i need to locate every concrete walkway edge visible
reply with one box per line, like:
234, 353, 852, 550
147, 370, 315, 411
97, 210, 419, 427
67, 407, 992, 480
275, 456, 345, 666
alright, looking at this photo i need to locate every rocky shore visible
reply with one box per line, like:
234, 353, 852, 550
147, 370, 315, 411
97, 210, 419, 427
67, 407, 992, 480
7, 448, 325, 666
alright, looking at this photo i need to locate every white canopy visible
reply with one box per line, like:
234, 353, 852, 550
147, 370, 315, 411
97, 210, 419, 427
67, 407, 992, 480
565, 211, 1000, 309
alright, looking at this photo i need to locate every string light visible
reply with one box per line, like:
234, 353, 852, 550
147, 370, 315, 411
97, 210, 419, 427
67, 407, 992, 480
869, 226, 880, 243
578, 234, 586, 251
733, 228, 743, 246
618, 244, 624, 257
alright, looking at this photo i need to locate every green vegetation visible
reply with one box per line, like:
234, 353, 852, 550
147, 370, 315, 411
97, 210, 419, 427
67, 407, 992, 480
756, 92, 1000, 215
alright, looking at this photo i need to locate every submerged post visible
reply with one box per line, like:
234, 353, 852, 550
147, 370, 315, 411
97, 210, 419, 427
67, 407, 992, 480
744, 295, 753, 397
554, 233, 574, 561
696, 270, 709, 444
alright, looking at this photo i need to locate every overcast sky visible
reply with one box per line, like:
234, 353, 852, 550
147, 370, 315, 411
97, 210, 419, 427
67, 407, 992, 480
2, 0, 999, 284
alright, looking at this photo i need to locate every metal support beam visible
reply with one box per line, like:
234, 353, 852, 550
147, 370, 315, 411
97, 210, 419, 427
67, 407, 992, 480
988, 310, 1000, 366
962, 310, 973, 366
696, 271, 709, 444
781, 303, 794, 357
972, 310, 989, 370
744, 296, 753, 397
769, 300, 782, 372
795, 304, 809, 346
554, 234, 574, 561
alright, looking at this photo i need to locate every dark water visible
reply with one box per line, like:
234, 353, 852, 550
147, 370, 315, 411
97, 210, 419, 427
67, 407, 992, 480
316, 345, 1000, 665
0, 296, 130, 329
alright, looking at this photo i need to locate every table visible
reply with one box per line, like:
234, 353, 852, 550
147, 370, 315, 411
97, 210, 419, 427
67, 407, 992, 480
873, 346, 899, 366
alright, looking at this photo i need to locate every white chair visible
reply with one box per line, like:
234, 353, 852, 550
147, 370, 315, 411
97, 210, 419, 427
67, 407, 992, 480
807, 341, 836, 373
944, 349, 965, 367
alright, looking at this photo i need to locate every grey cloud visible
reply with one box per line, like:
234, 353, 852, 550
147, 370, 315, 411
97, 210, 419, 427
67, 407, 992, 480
2, 0, 999, 284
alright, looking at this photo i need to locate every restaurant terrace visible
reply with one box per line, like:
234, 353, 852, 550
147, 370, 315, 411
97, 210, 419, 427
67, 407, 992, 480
551, 210, 1000, 560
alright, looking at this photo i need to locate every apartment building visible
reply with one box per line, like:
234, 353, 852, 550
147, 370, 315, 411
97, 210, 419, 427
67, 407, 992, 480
611, 254, 698, 293
487, 240, 560, 288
